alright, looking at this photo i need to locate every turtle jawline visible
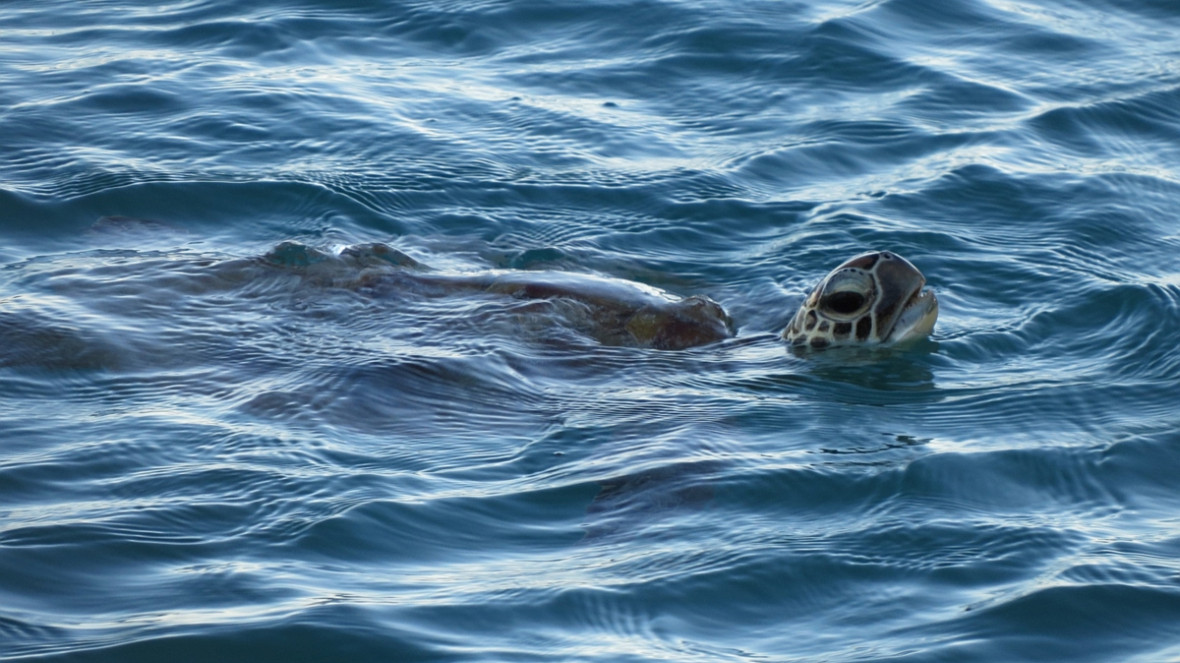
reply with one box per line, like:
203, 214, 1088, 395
889, 287, 938, 343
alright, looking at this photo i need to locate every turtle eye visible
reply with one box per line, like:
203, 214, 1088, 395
821, 290, 867, 315
816, 268, 873, 317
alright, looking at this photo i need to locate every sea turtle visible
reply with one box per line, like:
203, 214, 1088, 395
84, 218, 938, 350
316, 243, 938, 351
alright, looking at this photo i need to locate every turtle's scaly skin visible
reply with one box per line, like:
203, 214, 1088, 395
783, 251, 938, 349
332, 242, 735, 350
473, 270, 735, 350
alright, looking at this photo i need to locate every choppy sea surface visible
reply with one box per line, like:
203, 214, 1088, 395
3, 1, 1180, 660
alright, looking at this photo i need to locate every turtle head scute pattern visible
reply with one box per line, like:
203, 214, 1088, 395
782, 251, 938, 349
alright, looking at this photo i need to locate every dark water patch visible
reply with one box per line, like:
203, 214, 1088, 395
1098, 432, 1180, 516
1106, 0, 1180, 18
3, 607, 452, 663
887, 446, 1120, 517
0, 302, 133, 373
906, 584, 1180, 663
74, 83, 187, 117
295, 484, 590, 565
1026, 85, 1180, 161
1014, 282, 1180, 380
0, 614, 70, 661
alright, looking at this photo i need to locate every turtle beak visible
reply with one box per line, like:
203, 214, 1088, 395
877, 252, 939, 342
875, 254, 937, 342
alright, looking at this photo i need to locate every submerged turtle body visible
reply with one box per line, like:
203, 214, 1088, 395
331, 242, 736, 350
477, 272, 735, 350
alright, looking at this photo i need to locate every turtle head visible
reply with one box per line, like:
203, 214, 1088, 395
783, 251, 937, 349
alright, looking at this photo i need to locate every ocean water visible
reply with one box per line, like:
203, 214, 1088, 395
2, 0, 1180, 660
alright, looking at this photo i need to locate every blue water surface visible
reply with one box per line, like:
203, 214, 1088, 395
3, 0, 1180, 661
